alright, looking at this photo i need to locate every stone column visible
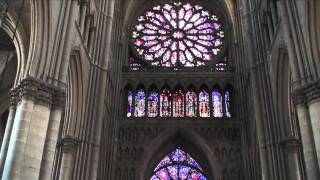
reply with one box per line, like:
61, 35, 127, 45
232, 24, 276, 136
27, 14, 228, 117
0, 90, 17, 176
282, 137, 303, 180
306, 82, 320, 166
58, 135, 78, 180
1, 77, 65, 180
293, 92, 320, 180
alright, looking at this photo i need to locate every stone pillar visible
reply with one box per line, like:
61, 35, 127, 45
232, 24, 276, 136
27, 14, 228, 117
58, 135, 78, 180
282, 137, 303, 180
0, 91, 17, 176
306, 82, 320, 166
1, 77, 65, 180
293, 92, 320, 180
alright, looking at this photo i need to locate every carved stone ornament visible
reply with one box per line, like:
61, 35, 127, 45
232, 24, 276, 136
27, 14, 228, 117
281, 137, 300, 153
59, 135, 79, 153
292, 80, 320, 105
10, 77, 66, 109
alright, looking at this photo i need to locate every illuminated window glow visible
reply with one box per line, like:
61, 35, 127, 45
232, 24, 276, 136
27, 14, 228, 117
132, 2, 224, 67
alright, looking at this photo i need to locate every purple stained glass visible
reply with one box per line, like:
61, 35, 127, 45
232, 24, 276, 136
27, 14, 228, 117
212, 90, 223, 117
127, 91, 133, 117
151, 147, 207, 180
134, 89, 145, 117
199, 90, 210, 117
132, 2, 224, 67
173, 90, 184, 117
224, 90, 232, 117
148, 91, 159, 117
160, 89, 172, 117
186, 91, 197, 117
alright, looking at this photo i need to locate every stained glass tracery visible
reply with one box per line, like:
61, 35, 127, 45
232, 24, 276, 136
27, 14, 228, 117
132, 2, 224, 67
186, 90, 197, 117
151, 147, 207, 180
134, 89, 146, 117
127, 91, 133, 117
199, 90, 210, 117
160, 89, 172, 117
173, 89, 184, 117
212, 90, 223, 117
148, 91, 159, 117
224, 90, 231, 117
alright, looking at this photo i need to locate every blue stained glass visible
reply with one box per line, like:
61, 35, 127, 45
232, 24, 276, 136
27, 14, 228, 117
160, 89, 171, 117
134, 89, 145, 117
186, 91, 197, 117
127, 91, 133, 117
199, 90, 210, 117
148, 91, 159, 117
151, 147, 207, 180
212, 90, 223, 117
225, 90, 231, 117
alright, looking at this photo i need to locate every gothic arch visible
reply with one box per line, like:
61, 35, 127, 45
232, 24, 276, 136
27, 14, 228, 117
139, 128, 221, 180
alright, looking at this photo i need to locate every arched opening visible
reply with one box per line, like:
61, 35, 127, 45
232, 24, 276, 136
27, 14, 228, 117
150, 147, 207, 180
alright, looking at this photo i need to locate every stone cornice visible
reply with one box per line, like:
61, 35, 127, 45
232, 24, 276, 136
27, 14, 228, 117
292, 80, 320, 105
10, 77, 66, 109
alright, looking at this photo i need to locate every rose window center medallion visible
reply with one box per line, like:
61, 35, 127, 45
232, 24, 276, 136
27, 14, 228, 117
132, 1, 224, 67
172, 30, 184, 39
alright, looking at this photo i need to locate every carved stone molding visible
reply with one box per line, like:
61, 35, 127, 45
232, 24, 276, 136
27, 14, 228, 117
292, 80, 320, 105
59, 135, 79, 153
281, 137, 300, 153
10, 77, 66, 109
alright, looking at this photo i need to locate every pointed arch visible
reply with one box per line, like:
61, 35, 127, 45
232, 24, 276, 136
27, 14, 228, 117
139, 128, 221, 180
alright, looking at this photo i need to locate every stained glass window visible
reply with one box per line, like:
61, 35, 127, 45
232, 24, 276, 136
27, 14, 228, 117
186, 90, 197, 117
199, 90, 210, 117
148, 91, 159, 117
132, 2, 224, 67
160, 89, 172, 117
224, 90, 231, 117
150, 147, 207, 180
134, 89, 146, 117
127, 91, 134, 117
212, 90, 223, 117
173, 89, 184, 117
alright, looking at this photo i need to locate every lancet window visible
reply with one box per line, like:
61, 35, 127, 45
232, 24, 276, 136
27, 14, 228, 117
126, 87, 232, 118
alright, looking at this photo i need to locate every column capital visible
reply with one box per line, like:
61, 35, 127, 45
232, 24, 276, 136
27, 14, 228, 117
281, 137, 301, 153
59, 135, 79, 153
10, 77, 66, 109
292, 80, 320, 105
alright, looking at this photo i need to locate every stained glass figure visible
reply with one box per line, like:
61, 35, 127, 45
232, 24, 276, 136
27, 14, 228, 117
224, 90, 231, 117
212, 90, 223, 117
127, 91, 133, 117
132, 2, 224, 67
151, 147, 207, 180
173, 89, 184, 117
186, 90, 197, 117
199, 90, 210, 117
134, 89, 145, 117
148, 91, 159, 117
160, 89, 172, 117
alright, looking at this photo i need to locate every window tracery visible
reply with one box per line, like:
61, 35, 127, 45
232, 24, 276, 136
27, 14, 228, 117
150, 147, 207, 180
131, 1, 224, 67
127, 87, 232, 118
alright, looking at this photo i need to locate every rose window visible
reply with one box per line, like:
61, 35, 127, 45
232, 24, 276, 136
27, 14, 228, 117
131, 2, 224, 67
